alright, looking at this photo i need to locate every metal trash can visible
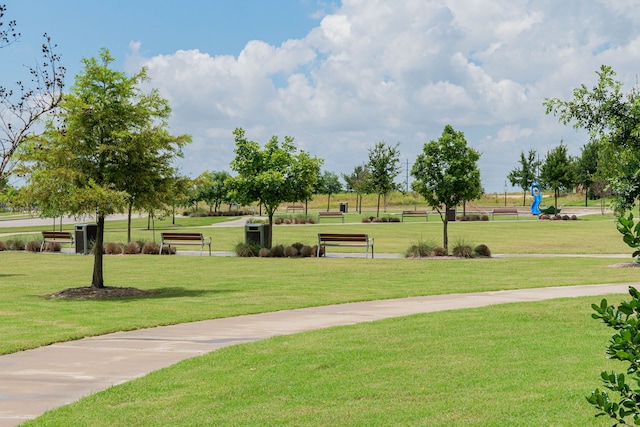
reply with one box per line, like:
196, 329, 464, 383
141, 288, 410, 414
339, 202, 348, 213
75, 223, 98, 254
244, 223, 272, 248
446, 209, 456, 222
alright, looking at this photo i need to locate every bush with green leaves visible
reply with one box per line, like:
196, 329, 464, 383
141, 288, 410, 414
616, 213, 640, 264
405, 239, 436, 258
589, 286, 640, 425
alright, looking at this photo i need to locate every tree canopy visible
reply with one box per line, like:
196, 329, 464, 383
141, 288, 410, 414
411, 125, 482, 251
21, 49, 189, 288
544, 65, 640, 212
539, 143, 576, 212
508, 149, 540, 206
366, 141, 402, 217
227, 128, 322, 247
316, 170, 342, 211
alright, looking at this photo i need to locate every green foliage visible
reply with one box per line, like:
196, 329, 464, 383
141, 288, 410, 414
234, 241, 259, 257
473, 244, 492, 257
616, 213, 640, 263
194, 170, 231, 212
508, 149, 541, 205
227, 128, 323, 246
589, 287, 640, 425
540, 143, 576, 212
411, 125, 482, 251
366, 141, 402, 217
405, 238, 436, 258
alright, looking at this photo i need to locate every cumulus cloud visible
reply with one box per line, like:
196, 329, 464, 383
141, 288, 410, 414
126, 0, 640, 192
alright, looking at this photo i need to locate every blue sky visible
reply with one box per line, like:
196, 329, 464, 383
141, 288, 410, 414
3, 1, 640, 194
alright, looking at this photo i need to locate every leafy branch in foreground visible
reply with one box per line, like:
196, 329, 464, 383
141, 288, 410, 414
589, 287, 640, 425
616, 214, 640, 264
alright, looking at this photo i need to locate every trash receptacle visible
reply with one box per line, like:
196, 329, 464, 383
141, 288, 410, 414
446, 209, 456, 222
339, 202, 348, 213
244, 223, 272, 248
75, 223, 98, 254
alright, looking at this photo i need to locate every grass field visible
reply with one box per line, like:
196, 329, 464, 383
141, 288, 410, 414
0, 206, 636, 426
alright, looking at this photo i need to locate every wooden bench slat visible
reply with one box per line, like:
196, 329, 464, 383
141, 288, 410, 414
491, 208, 519, 220
41, 231, 74, 252
160, 232, 212, 256
317, 233, 374, 258
401, 210, 429, 222
317, 211, 344, 223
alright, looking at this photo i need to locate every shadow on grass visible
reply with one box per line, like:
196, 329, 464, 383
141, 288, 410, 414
42, 287, 236, 301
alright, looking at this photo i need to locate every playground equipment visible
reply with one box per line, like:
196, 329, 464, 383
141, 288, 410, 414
531, 182, 541, 215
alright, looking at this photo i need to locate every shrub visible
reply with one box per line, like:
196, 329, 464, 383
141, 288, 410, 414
141, 242, 160, 255
284, 245, 298, 257
362, 218, 371, 223
161, 245, 176, 255
270, 244, 285, 258
291, 242, 304, 251
313, 245, 323, 257
9, 240, 25, 251
123, 242, 140, 255
0, 241, 6, 251
258, 247, 271, 257
562, 214, 570, 220
25, 241, 41, 252
274, 218, 284, 225
372, 217, 383, 223
433, 247, 448, 256
234, 242, 259, 257
571, 214, 578, 220
473, 244, 492, 257
405, 239, 436, 258
105, 242, 123, 255
44, 242, 61, 252
307, 217, 316, 224
482, 215, 489, 221
452, 244, 473, 258
300, 245, 314, 257
389, 217, 401, 223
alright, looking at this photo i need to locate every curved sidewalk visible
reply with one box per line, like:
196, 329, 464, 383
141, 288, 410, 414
0, 282, 635, 426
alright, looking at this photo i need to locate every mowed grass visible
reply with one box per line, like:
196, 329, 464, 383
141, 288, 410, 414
0, 213, 636, 425
24, 296, 622, 426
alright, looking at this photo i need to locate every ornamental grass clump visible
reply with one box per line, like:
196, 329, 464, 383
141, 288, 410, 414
0, 241, 6, 251
25, 241, 41, 252
405, 239, 436, 258
234, 242, 259, 257
141, 242, 160, 255
300, 245, 314, 257
105, 242, 123, 255
473, 244, 492, 258
284, 246, 298, 257
270, 244, 285, 258
122, 242, 140, 255
258, 248, 271, 257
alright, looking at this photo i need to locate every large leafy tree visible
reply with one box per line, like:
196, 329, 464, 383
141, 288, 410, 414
0, 4, 65, 181
411, 125, 482, 252
316, 170, 342, 211
367, 141, 402, 217
507, 149, 540, 206
21, 49, 189, 288
539, 143, 576, 213
544, 65, 640, 212
227, 128, 322, 247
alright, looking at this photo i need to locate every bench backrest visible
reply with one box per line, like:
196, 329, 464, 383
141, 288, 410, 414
160, 232, 204, 241
42, 231, 73, 239
318, 211, 343, 216
318, 233, 368, 242
493, 208, 517, 213
402, 211, 428, 214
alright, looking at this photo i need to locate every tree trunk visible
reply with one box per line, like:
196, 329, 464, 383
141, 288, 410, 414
554, 189, 559, 213
91, 214, 105, 288
443, 216, 449, 253
127, 202, 133, 243
376, 194, 381, 218
523, 191, 526, 206
326, 194, 331, 212
585, 189, 588, 207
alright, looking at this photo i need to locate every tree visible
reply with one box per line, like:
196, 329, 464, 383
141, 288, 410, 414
342, 164, 370, 214
195, 170, 231, 213
544, 65, 640, 212
411, 125, 482, 252
21, 49, 189, 288
367, 141, 402, 217
589, 286, 640, 425
539, 143, 576, 213
0, 4, 65, 181
227, 128, 322, 247
316, 170, 342, 211
507, 149, 540, 206
576, 140, 600, 206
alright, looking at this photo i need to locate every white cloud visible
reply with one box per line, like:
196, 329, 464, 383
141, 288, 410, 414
127, 0, 640, 192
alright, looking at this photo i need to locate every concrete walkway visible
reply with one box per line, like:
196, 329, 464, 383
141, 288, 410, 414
0, 282, 635, 426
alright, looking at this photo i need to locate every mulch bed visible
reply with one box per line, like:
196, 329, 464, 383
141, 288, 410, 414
45, 286, 158, 299
609, 262, 640, 268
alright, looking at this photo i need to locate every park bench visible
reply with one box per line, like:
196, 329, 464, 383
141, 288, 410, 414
317, 233, 374, 258
401, 210, 429, 222
40, 231, 74, 252
285, 205, 304, 213
491, 207, 519, 220
159, 232, 212, 256
317, 211, 344, 223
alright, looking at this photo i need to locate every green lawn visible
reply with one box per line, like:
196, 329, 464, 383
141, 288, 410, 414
0, 213, 636, 425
